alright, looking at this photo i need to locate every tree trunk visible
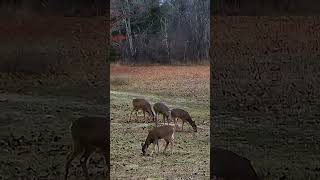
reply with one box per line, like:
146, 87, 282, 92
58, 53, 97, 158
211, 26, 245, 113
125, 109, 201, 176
123, 0, 135, 58
161, 17, 171, 63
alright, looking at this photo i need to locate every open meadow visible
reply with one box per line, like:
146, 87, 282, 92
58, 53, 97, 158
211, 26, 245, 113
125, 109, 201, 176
0, 15, 108, 179
211, 16, 320, 179
110, 65, 210, 179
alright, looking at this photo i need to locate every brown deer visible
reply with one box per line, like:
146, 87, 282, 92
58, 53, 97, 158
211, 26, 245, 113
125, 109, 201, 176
129, 98, 157, 126
153, 102, 171, 125
64, 116, 109, 180
211, 146, 259, 180
170, 108, 197, 132
141, 125, 175, 156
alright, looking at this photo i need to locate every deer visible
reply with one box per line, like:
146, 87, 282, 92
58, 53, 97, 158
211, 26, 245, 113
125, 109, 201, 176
153, 102, 171, 125
211, 146, 259, 180
141, 125, 175, 156
129, 98, 158, 126
170, 108, 197, 132
64, 116, 109, 180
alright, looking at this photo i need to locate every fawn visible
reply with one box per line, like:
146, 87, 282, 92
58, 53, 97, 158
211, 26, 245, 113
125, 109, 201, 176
141, 125, 175, 156
153, 102, 171, 125
211, 146, 259, 180
170, 108, 197, 132
64, 116, 109, 180
130, 98, 157, 126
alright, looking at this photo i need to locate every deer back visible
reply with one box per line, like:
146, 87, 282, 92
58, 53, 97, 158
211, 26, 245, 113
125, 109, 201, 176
71, 116, 108, 147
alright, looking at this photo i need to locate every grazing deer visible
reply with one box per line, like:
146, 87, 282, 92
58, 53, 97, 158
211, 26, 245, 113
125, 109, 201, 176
129, 98, 157, 126
153, 102, 171, 125
170, 108, 197, 132
141, 125, 175, 156
64, 116, 109, 180
211, 146, 259, 180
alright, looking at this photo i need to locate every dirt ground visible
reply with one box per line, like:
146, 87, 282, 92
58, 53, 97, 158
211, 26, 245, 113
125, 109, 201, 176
0, 15, 108, 179
0, 78, 108, 179
110, 64, 210, 179
211, 16, 320, 179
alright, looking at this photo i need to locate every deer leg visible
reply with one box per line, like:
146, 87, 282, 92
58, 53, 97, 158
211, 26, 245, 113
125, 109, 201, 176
175, 118, 179, 129
156, 140, 160, 153
143, 111, 146, 120
163, 114, 166, 125
155, 113, 159, 127
64, 143, 83, 180
152, 140, 158, 154
148, 112, 151, 120
173, 117, 177, 128
164, 139, 169, 152
150, 143, 155, 156
170, 139, 174, 154
155, 117, 158, 127
129, 108, 135, 121
170, 131, 175, 154
102, 147, 110, 180
80, 147, 94, 180
135, 110, 138, 120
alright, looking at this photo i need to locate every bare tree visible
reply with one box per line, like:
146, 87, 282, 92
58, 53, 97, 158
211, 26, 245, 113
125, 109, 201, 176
122, 0, 136, 58
160, 16, 171, 63
111, 0, 209, 64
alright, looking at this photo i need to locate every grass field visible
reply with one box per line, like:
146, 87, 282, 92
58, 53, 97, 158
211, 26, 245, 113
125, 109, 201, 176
211, 59, 320, 179
110, 64, 210, 179
0, 78, 108, 179
0, 15, 108, 179
211, 16, 320, 180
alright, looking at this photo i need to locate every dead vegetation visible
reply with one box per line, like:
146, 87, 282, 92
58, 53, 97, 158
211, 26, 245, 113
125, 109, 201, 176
110, 65, 210, 179
211, 16, 320, 179
0, 15, 108, 179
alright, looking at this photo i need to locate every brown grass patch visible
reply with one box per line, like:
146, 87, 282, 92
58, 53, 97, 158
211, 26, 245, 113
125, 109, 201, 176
110, 64, 210, 100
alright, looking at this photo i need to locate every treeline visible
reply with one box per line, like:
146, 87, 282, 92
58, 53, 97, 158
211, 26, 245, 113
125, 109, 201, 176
0, 0, 107, 16
212, 0, 320, 15
111, 0, 209, 64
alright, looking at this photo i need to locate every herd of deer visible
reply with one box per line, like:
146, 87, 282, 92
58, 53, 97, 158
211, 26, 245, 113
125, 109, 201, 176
129, 98, 198, 156
63, 98, 259, 180
130, 98, 198, 132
